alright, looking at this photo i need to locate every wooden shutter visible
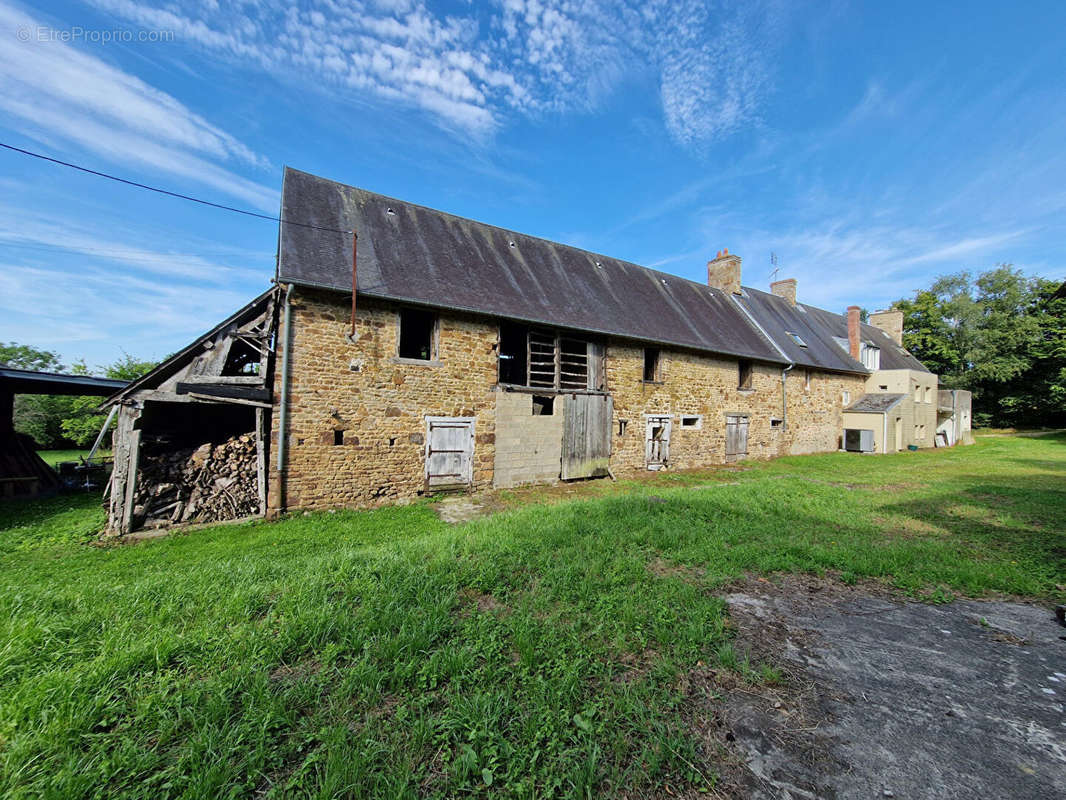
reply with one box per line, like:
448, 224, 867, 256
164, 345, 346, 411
425, 417, 475, 488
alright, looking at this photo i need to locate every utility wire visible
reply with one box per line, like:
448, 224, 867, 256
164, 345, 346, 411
0, 142, 354, 235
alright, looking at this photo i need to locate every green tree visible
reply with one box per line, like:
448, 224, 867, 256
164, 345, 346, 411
59, 354, 156, 447
892, 265, 1065, 427
0, 342, 63, 371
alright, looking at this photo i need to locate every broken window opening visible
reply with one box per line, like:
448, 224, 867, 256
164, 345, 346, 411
738, 359, 753, 390
398, 308, 437, 360
770, 418, 783, 429
531, 395, 554, 415
498, 321, 528, 385
681, 415, 701, 428
333, 430, 344, 446
498, 323, 600, 391
222, 339, 261, 376
618, 419, 628, 436
643, 348, 661, 382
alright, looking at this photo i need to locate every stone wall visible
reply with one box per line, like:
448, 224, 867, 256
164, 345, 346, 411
269, 289, 497, 511
269, 289, 867, 511
606, 345, 864, 473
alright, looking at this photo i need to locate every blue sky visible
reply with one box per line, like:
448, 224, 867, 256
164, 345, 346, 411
2, 0, 1064, 370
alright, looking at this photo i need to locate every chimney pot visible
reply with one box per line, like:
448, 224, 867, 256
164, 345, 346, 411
869, 309, 904, 346
847, 306, 862, 361
707, 249, 742, 295
770, 278, 797, 307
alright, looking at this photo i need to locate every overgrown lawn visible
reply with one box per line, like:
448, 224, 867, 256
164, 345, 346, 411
1, 435, 1063, 798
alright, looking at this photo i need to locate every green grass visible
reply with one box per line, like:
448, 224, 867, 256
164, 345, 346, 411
37, 449, 111, 467
1, 435, 1063, 798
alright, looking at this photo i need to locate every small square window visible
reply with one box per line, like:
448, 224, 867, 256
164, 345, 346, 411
643, 348, 661, 382
681, 415, 702, 429
842, 390, 851, 406
738, 359, 753, 390
770, 418, 783, 429
398, 308, 437, 360
531, 395, 554, 416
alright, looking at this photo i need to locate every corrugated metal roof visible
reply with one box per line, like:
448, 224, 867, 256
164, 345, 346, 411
846, 393, 905, 413
799, 304, 931, 372
0, 367, 127, 396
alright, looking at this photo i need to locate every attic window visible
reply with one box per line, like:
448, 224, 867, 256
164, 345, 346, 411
786, 332, 807, 347
738, 359, 753, 390
681, 415, 702, 429
398, 308, 437, 360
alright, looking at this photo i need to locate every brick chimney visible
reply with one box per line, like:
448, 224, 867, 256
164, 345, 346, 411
847, 306, 861, 360
707, 249, 742, 295
868, 309, 903, 346
770, 278, 797, 306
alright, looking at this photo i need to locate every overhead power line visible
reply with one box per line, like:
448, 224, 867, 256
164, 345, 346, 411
0, 142, 354, 235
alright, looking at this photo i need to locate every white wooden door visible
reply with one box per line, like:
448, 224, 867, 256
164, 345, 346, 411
645, 415, 672, 470
425, 417, 475, 488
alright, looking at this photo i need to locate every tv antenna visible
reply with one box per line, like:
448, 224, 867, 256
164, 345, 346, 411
769, 252, 779, 283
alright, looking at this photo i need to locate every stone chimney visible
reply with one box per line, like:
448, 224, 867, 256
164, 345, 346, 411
707, 249, 742, 295
770, 278, 797, 306
868, 309, 903, 346
847, 306, 861, 360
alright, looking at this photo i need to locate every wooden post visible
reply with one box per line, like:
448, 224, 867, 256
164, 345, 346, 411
255, 406, 267, 516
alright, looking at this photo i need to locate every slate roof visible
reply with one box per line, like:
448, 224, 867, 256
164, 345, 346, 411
276, 167, 915, 376
799, 304, 931, 372
846, 393, 905, 413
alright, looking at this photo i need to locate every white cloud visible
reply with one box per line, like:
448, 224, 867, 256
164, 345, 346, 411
0, 0, 276, 209
82, 0, 783, 148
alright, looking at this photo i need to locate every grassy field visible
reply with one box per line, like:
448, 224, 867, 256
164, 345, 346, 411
37, 449, 111, 467
1, 435, 1063, 798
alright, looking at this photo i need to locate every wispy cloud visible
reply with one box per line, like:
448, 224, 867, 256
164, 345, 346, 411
0, 0, 276, 209
84, 0, 784, 148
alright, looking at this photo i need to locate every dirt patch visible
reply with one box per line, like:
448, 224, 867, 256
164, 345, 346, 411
268, 657, 322, 684
613, 648, 661, 686
456, 587, 508, 616
647, 557, 706, 583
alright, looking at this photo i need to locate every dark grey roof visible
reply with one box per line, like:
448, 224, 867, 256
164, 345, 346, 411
278, 168, 787, 364
0, 367, 127, 396
846, 393, 905, 413
733, 288, 868, 373
799, 304, 931, 372
276, 167, 921, 376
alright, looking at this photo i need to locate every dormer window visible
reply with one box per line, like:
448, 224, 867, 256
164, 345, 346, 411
860, 343, 881, 370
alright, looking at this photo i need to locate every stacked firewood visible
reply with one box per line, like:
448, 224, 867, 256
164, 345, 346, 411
133, 433, 259, 527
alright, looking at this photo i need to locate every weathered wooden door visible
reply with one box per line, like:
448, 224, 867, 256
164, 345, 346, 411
425, 417, 475, 488
561, 394, 613, 479
645, 415, 672, 470
725, 414, 749, 462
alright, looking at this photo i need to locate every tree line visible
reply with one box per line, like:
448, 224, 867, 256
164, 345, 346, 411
0, 343, 156, 449
892, 265, 1065, 428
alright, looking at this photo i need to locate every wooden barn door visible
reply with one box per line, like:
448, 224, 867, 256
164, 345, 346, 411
425, 417, 475, 489
645, 415, 672, 470
561, 394, 613, 479
725, 414, 749, 462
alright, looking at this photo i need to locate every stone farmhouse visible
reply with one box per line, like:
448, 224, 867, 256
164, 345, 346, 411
101, 168, 968, 534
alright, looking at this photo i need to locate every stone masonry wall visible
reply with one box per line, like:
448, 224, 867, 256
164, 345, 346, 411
269, 289, 867, 510
269, 289, 497, 510
607, 346, 864, 474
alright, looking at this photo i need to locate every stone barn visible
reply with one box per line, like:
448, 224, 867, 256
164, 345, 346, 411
102, 167, 949, 534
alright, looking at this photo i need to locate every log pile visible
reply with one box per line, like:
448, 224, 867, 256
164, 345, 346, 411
133, 433, 259, 527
